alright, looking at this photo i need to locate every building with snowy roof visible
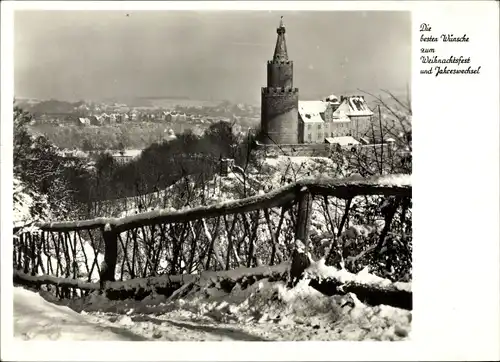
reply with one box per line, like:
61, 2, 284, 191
298, 95, 373, 144
325, 136, 360, 147
258, 18, 374, 147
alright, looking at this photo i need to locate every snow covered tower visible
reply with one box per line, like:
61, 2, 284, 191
260, 17, 299, 144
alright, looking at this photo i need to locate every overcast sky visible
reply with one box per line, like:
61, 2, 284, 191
15, 10, 411, 104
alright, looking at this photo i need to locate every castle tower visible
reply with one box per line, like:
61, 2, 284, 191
260, 17, 299, 144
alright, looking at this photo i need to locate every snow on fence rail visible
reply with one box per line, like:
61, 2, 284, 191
13, 174, 411, 299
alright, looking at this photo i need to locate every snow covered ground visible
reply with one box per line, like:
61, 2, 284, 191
15, 269, 411, 341
13, 287, 145, 341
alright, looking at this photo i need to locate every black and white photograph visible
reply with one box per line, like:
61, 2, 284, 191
1, 1, 499, 361
10, 8, 413, 342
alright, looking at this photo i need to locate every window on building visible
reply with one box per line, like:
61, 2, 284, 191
317, 124, 321, 130
307, 124, 312, 130
307, 133, 312, 142
331, 132, 334, 137
318, 132, 323, 140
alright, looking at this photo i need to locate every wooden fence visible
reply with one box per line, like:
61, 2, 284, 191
13, 174, 411, 299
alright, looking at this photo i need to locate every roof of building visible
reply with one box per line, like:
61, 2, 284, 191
327, 100, 350, 123
331, 113, 351, 123
325, 94, 339, 102
344, 96, 374, 116
298, 100, 327, 123
299, 100, 327, 113
325, 136, 360, 146
273, 16, 288, 62
299, 96, 373, 122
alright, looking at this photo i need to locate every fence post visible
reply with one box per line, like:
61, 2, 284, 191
100, 223, 118, 291
288, 187, 314, 287
374, 196, 402, 253
295, 187, 313, 244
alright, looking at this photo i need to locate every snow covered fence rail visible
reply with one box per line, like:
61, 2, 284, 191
13, 269, 100, 292
13, 263, 289, 302
13, 174, 411, 300
305, 260, 412, 310
15, 174, 410, 233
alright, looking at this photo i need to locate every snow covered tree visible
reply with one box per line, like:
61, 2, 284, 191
14, 105, 93, 220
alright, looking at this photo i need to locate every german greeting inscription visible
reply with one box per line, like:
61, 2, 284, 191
419, 23, 481, 77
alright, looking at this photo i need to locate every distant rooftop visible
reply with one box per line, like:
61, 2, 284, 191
298, 101, 327, 123
325, 136, 360, 146
343, 95, 374, 116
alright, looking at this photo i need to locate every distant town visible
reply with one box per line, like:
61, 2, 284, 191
16, 97, 259, 131
15, 97, 262, 160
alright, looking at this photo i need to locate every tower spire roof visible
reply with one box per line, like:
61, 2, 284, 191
273, 16, 288, 62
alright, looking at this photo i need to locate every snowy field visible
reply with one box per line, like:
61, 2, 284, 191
15, 270, 411, 341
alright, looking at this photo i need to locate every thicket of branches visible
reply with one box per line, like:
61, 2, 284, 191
14, 106, 95, 220
324, 90, 412, 280
331, 90, 412, 177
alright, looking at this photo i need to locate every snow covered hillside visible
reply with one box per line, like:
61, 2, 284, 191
13, 177, 49, 227
92, 155, 341, 217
